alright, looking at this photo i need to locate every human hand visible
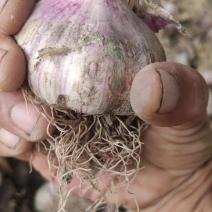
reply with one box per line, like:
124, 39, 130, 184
1, 1, 211, 211
0, 0, 54, 178
66, 62, 212, 212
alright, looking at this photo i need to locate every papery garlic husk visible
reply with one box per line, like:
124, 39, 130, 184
16, 0, 165, 115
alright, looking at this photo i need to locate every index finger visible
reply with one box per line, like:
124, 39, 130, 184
0, 0, 36, 35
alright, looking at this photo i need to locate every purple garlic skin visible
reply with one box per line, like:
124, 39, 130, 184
16, 0, 165, 115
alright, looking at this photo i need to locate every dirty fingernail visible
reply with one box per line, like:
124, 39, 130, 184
11, 102, 41, 139
0, 128, 20, 149
0, 0, 7, 13
0, 48, 7, 61
156, 69, 180, 114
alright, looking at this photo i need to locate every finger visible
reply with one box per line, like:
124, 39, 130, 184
67, 172, 113, 201
0, 90, 55, 142
130, 62, 208, 126
0, 0, 36, 35
0, 128, 34, 157
0, 33, 26, 91
19, 151, 54, 181
130, 62, 212, 173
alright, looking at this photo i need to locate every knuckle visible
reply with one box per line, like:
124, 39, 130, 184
0, 33, 26, 91
0, 0, 35, 35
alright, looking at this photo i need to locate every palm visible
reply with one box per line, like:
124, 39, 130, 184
121, 120, 212, 211
77, 117, 212, 211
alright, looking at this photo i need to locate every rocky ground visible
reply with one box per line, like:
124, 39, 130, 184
0, 0, 211, 211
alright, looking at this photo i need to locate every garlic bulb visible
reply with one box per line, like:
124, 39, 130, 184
16, 0, 165, 115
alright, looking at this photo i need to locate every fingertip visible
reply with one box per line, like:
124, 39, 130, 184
130, 62, 209, 126
0, 128, 34, 157
0, 33, 26, 92
30, 151, 53, 181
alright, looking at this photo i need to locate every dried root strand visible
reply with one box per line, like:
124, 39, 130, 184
22, 86, 148, 211
42, 109, 146, 180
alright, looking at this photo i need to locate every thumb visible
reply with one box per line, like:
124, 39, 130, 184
130, 62, 208, 126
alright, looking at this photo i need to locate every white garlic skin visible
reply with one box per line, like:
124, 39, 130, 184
16, 0, 165, 115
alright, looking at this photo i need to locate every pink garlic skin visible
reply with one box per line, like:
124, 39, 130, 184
16, 0, 165, 115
